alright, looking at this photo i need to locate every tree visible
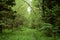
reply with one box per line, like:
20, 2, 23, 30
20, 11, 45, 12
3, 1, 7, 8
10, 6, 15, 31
42, 0, 60, 36
0, 0, 16, 33
30, 0, 42, 29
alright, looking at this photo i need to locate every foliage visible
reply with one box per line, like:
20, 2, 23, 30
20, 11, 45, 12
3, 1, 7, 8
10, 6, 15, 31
0, 0, 60, 40
42, 0, 60, 36
0, 0, 16, 33
30, 0, 42, 29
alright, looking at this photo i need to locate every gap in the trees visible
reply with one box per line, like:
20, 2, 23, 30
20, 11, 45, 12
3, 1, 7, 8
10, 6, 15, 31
27, 0, 32, 14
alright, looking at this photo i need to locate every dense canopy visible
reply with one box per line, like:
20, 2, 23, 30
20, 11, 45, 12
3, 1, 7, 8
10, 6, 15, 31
0, 0, 60, 40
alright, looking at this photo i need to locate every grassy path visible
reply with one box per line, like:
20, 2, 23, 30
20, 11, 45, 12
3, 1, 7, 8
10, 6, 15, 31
2, 28, 40, 40
1, 27, 60, 40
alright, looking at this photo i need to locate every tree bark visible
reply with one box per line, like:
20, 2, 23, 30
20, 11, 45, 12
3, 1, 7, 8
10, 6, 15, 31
42, 0, 45, 16
0, 25, 2, 33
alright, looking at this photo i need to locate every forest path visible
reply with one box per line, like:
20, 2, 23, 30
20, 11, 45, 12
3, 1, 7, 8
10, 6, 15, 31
2, 27, 57, 40
2, 27, 41, 40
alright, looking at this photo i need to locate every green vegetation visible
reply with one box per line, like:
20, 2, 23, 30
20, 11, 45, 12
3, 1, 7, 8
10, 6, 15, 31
2, 27, 60, 40
0, 0, 60, 40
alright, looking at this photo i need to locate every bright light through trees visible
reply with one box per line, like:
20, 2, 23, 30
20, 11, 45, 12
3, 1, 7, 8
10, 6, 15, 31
27, 7, 31, 14
27, 0, 32, 14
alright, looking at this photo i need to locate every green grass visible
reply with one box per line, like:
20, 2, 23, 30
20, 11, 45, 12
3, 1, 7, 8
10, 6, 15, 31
1, 27, 60, 40
2, 28, 36, 40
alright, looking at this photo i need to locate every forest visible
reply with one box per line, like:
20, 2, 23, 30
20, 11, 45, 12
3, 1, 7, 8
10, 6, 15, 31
0, 0, 60, 40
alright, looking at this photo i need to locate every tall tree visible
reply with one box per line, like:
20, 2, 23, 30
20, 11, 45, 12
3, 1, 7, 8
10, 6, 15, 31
42, 0, 60, 36
0, 0, 16, 33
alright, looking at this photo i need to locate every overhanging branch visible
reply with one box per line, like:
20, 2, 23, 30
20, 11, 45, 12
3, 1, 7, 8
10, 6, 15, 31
23, 0, 36, 14
16, 0, 36, 14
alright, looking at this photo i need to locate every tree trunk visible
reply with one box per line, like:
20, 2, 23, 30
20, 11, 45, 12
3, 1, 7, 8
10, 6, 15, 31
42, 0, 45, 16
42, 0, 44, 13
0, 25, 2, 33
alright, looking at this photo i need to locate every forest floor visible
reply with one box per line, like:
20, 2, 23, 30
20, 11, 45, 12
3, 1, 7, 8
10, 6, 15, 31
1, 27, 60, 40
